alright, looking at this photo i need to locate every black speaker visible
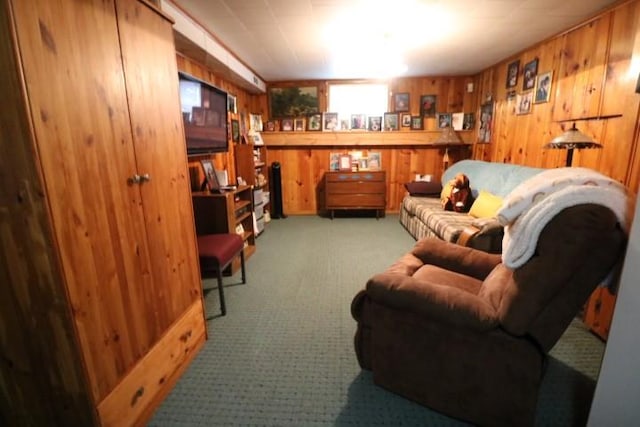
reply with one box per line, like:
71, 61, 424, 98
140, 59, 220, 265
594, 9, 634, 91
270, 161, 286, 219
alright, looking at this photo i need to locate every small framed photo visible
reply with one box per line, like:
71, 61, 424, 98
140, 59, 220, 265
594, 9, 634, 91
351, 114, 367, 130
281, 118, 294, 131
368, 116, 382, 131
307, 113, 322, 131
264, 120, 276, 132
506, 60, 520, 89
451, 112, 464, 131
329, 152, 341, 171
383, 113, 399, 131
323, 112, 339, 131
227, 94, 237, 113
235, 223, 244, 235
534, 71, 553, 104
394, 92, 409, 112
479, 102, 493, 143
252, 132, 264, 146
249, 113, 263, 132
367, 152, 381, 170
294, 117, 306, 131
463, 113, 475, 130
358, 158, 369, 170
231, 119, 240, 142
420, 95, 437, 117
339, 154, 352, 171
516, 92, 533, 115
200, 159, 219, 192
522, 58, 538, 91
437, 113, 452, 128
340, 118, 350, 131
411, 116, 423, 130
401, 113, 411, 127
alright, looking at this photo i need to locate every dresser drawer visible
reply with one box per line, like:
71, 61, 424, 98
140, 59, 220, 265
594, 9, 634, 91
326, 193, 385, 208
325, 171, 385, 183
325, 181, 385, 194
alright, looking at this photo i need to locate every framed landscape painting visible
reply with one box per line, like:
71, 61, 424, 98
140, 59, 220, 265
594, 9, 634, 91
269, 86, 319, 118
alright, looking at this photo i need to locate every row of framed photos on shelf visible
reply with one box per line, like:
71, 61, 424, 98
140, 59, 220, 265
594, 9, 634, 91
329, 151, 381, 172
263, 112, 475, 133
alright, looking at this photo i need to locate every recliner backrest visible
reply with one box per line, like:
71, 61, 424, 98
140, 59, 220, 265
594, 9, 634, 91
478, 204, 625, 351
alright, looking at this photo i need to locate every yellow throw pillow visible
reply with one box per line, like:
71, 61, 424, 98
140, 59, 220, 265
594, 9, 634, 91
469, 190, 503, 218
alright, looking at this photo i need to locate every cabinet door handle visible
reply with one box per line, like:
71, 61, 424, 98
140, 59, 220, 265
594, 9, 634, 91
128, 174, 142, 185
128, 174, 151, 185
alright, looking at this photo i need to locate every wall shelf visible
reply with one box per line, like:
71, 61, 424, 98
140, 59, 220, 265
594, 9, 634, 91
261, 131, 474, 147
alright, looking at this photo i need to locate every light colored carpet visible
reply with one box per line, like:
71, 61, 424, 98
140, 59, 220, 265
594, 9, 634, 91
149, 215, 605, 426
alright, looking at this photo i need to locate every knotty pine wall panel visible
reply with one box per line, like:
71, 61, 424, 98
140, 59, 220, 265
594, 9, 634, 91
258, 75, 476, 215
472, 0, 640, 197
176, 0, 640, 211
266, 145, 470, 215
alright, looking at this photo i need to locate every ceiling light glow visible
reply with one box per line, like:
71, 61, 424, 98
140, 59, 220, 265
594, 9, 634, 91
323, 0, 454, 77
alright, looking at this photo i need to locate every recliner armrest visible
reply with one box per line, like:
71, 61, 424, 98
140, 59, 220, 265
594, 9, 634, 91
457, 217, 504, 254
366, 272, 499, 331
471, 216, 503, 232
410, 238, 502, 281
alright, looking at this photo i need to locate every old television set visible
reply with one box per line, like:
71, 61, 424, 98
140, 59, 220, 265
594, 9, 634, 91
178, 71, 228, 155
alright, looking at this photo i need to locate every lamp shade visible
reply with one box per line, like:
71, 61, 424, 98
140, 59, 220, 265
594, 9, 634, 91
544, 123, 602, 149
433, 126, 463, 144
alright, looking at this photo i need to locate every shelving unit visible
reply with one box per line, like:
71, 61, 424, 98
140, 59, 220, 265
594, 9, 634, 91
192, 185, 256, 274
235, 142, 270, 235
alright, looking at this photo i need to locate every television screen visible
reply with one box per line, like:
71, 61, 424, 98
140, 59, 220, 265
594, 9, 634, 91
178, 72, 228, 155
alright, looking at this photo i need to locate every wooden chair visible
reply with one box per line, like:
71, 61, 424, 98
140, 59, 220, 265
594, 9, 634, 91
197, 234, 246, 317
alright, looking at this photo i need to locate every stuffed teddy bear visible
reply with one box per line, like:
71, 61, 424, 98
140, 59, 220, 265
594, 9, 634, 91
441, 173, 474, 212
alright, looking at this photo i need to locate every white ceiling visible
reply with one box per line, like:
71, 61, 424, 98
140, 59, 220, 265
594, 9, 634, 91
170, 0, 620, 82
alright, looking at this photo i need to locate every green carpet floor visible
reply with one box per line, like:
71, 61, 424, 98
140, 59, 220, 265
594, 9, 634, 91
149, 215, 605, 426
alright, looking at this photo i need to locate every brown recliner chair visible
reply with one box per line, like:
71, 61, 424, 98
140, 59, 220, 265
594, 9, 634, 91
351, 204, 626, 427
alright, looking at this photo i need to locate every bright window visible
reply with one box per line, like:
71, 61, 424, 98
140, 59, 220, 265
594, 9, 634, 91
328, 83, 388, 121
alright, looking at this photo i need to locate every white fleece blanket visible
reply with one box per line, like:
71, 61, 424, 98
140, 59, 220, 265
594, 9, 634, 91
497, 168, 628, 269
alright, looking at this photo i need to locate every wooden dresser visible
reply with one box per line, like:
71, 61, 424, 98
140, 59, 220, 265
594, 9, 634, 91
325, 171, 386, 218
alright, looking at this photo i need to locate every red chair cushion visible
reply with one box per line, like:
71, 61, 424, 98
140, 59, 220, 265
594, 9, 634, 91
197, 234, 244, 266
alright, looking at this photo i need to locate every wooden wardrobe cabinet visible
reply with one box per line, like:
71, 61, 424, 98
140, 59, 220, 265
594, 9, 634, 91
0, 1, 206, 425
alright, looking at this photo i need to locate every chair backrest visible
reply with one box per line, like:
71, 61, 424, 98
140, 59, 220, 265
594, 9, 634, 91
479, 204, 626, 351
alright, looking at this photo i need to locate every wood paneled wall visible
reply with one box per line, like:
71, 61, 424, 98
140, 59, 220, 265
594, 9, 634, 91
257, 75, 478, 214
472, 0, 640, 198
266, 145, 469, 215
177, 0, 640, 216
